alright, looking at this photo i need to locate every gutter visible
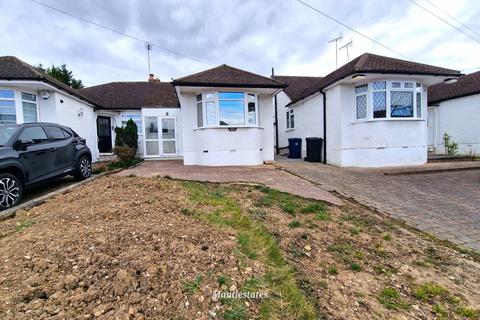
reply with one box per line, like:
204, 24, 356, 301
321, 90, 327, 164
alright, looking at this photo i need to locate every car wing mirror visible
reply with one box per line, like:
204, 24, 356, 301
14, 139, 34, 150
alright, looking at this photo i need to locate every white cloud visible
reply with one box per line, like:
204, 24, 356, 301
0, 0, 479, 86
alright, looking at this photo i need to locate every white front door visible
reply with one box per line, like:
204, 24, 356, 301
144, 116, 177, 157
427, 107, 436, 149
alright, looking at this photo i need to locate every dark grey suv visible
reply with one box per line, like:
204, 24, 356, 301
0, 122, 92, 210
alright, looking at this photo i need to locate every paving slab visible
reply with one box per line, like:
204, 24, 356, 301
277, 160, 480, 253
117, 160, 343, 206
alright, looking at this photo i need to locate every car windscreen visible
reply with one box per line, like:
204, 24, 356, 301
0, 126, 18, 146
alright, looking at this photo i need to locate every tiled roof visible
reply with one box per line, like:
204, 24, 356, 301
428, 71, 480, 104
80, 82, 179, 109
172, 64, 286, 88
272, 75, 324, 102
0, 56, 102, 108
283, 53, 461, 105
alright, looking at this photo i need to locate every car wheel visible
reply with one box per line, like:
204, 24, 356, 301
0, 173, 22, 211
75, 156, 92, 181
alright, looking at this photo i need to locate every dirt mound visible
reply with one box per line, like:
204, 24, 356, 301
0, 176, 259, 319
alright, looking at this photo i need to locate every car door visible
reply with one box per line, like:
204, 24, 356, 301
16, 126, 56, 183
45, 126, 76, 174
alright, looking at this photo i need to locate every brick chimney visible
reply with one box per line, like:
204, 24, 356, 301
148, 73, 160, 83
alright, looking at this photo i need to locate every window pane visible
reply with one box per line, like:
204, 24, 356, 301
206, 101, 216, 125
0, 90, 14, 99
22, 101, 38, 123
162, 141, 176, 154
197, 102, 203, 127
121, 114, 142, 133
145, 141, 159, 156
161, 118, 175, 139
356, 95, 367, 119
355, 85, 368, 94
219, 92, 244, 100
404, 82, 414, 89
46, 126, 65, 140
248, 102, 256, 124
219, 100, 244, 125
21, 92, 36, 101
205, 93, 215, 100
286, 111, 290, 129
391, 91, 413, 117
247, 93, 256, 101
290, 114, 294, 128
416, 92, 422, 118
0, 106, 16, 114
372, 81, 386, 90
0, 100, 15, 107
392, 82, 401, 88
196, 94, 202, 102
373, 91, 386, 118
18, 126, 48, 143
0, 114, 16, 124
145, 117, 158, 139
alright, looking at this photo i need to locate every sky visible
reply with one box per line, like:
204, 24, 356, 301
1, 0, 479, 87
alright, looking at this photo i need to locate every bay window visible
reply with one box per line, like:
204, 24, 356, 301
196, 91, 258, 127
354, 81, 423, 121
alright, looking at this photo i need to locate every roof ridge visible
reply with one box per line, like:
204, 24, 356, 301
173, 64, 226, 82
220, 64, 286, 85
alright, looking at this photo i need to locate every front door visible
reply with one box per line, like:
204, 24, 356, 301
144, 116, 177, 157
97, 116, 112, 153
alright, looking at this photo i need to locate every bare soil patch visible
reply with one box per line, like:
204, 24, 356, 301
0, 176, 479, 319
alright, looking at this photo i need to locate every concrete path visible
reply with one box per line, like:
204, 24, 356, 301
278, 160, 480, 253
117, 160, 343, 206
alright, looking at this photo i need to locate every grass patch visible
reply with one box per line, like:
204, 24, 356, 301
182, 182, 317, 319
217, 274, 230, 287
328, 266, 338, 275
255, 186, 304, 216
378, 287, 410, 310
15, 220, 35, 232
414, 283, 448, 302
350, 262, 362, 272
301, 202, 326, 214
314, 212, 331, 221
288, 220, 302, 228
383, 234, 392, 241
182, 275, 203, 294
456, 307, 479, 319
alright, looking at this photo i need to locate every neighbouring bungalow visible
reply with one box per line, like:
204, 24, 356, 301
81, 65, 286, 166
428, 71, 480, 156
274, 53, 461, 167
0, 56, 102, 160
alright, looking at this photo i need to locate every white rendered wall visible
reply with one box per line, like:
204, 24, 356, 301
51, 92, 100, 161
326, 83, 428, 167
433, 95, 480, 155
179, 91, 274, 166
277, 92, 324, 158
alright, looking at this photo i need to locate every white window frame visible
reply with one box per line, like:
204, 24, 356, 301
353, 80, 423, 122
355, 84, 368, 120
196, 91, 259, 128
0, 88, 17, 125
286, 107, 294, 130
21, 92, 38, 123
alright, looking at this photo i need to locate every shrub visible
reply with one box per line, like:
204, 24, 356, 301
114, 119, 138, 161
443, 133, 458, 156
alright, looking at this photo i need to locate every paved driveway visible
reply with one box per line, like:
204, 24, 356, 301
278, 161, 480, 252
118, 160, 342, 205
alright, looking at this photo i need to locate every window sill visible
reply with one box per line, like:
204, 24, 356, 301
352, 118, 424, 124
194, 125, 263, 131
285, 128, 295, 132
